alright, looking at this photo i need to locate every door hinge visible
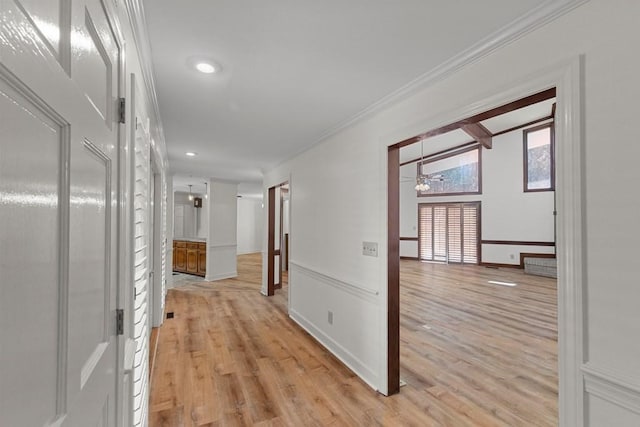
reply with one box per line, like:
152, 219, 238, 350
116, 309, 124, 335
118, 98, 126, 124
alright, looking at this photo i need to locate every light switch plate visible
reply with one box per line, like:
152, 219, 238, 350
362, 241, 378, 257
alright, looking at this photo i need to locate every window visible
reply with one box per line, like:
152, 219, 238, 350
417, 146, 481, 196
418, 202, 480, 264
524, 123, 554, 191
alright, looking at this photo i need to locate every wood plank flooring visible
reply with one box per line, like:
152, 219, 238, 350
149, 254, 557, 426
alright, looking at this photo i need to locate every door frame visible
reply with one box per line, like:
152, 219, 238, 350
150, 154, 164, 328
104, 0, 127, 424
386, 57, 585, 426
266, 181, 288, 296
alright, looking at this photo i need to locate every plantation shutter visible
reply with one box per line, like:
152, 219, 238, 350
433, 206, 447, 261
447, 206, 462, 263
418, 205, 433, 260
133, 123, 150, 427
462, 204, 479, 264
418, 202, 480, 265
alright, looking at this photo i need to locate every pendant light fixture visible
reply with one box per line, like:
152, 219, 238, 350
188, 184, 194, 201
415, 139, 431, 192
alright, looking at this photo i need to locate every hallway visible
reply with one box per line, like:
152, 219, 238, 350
149, 254, 556, 426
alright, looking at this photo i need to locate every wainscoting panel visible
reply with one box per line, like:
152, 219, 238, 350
288, 261, 381, 390
583, 363, 640, 417
205, 244, 238, 281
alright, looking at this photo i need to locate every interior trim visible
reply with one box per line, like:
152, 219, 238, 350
387, 145, 400, 395
267, 186, 276, 296
205, 271, 237, 281
123, 0, 168, 166
207, 243, 238, 249
481, 240, 555, 246
479, 262, 521, 269
289, 261, 379, 300
387, 55, 585, 424
582, 363, 640, 415
400, 141, 478, 167
309, 0, 588, 149
289, 308, 379, 391
493, 115, 553, 137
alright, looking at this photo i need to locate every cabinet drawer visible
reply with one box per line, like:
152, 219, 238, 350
187, 242, 199, 249
198, 243, 206, 250
175, 241, 186, 248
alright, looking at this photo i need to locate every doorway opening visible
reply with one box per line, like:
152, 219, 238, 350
387, 87, 567, 424
267, 181, 289, 296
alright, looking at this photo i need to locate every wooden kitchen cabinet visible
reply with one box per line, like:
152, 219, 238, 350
197, 243, 207, 275
174, 241, 187, 272
172, 240, 177, 270
173, 240, 206, 277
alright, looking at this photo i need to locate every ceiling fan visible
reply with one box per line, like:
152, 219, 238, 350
400, 139, 447, 191
400, 173, 446, 185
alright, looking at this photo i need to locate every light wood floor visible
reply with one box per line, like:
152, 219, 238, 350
149, 254, 557, 426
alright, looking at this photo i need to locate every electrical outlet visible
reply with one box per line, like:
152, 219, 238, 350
362, 241, 378, 257
328, 310, 333, 325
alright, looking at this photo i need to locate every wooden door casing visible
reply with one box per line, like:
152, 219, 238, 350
198, 244, 207, 275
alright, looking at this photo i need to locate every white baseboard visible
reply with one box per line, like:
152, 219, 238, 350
289, 308, 379, 391
205, 271, 237, 281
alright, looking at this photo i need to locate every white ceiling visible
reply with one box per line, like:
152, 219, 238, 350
482, 98, 555, 134
172, 175, 264, 199
144, 0, 554, 185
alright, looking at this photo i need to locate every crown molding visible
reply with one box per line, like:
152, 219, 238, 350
308, 0, 590, 149
124, 0, 169, 169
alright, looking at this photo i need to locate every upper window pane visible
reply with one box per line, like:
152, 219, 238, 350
418, 147, 480, 196
524, 124, 553, 191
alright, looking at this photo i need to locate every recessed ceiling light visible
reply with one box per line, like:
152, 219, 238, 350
185, 152, 197, 157
195, 62, 216, 74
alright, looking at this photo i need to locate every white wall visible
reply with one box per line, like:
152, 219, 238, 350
237, 198, 264, 254
173, 191, 206, 238
205, 181, 238, 281
196, 196, 207, 238
400, 127, 556, 264
263, 1, 640, 424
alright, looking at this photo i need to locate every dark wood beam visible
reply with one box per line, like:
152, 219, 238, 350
399, 141, 478, 166
460, 88, 556, 124
394, 122, 462, 149
461, 122, 493, 149
391, 88, 556, 149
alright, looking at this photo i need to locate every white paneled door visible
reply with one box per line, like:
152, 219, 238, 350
0, 0, 122, 426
